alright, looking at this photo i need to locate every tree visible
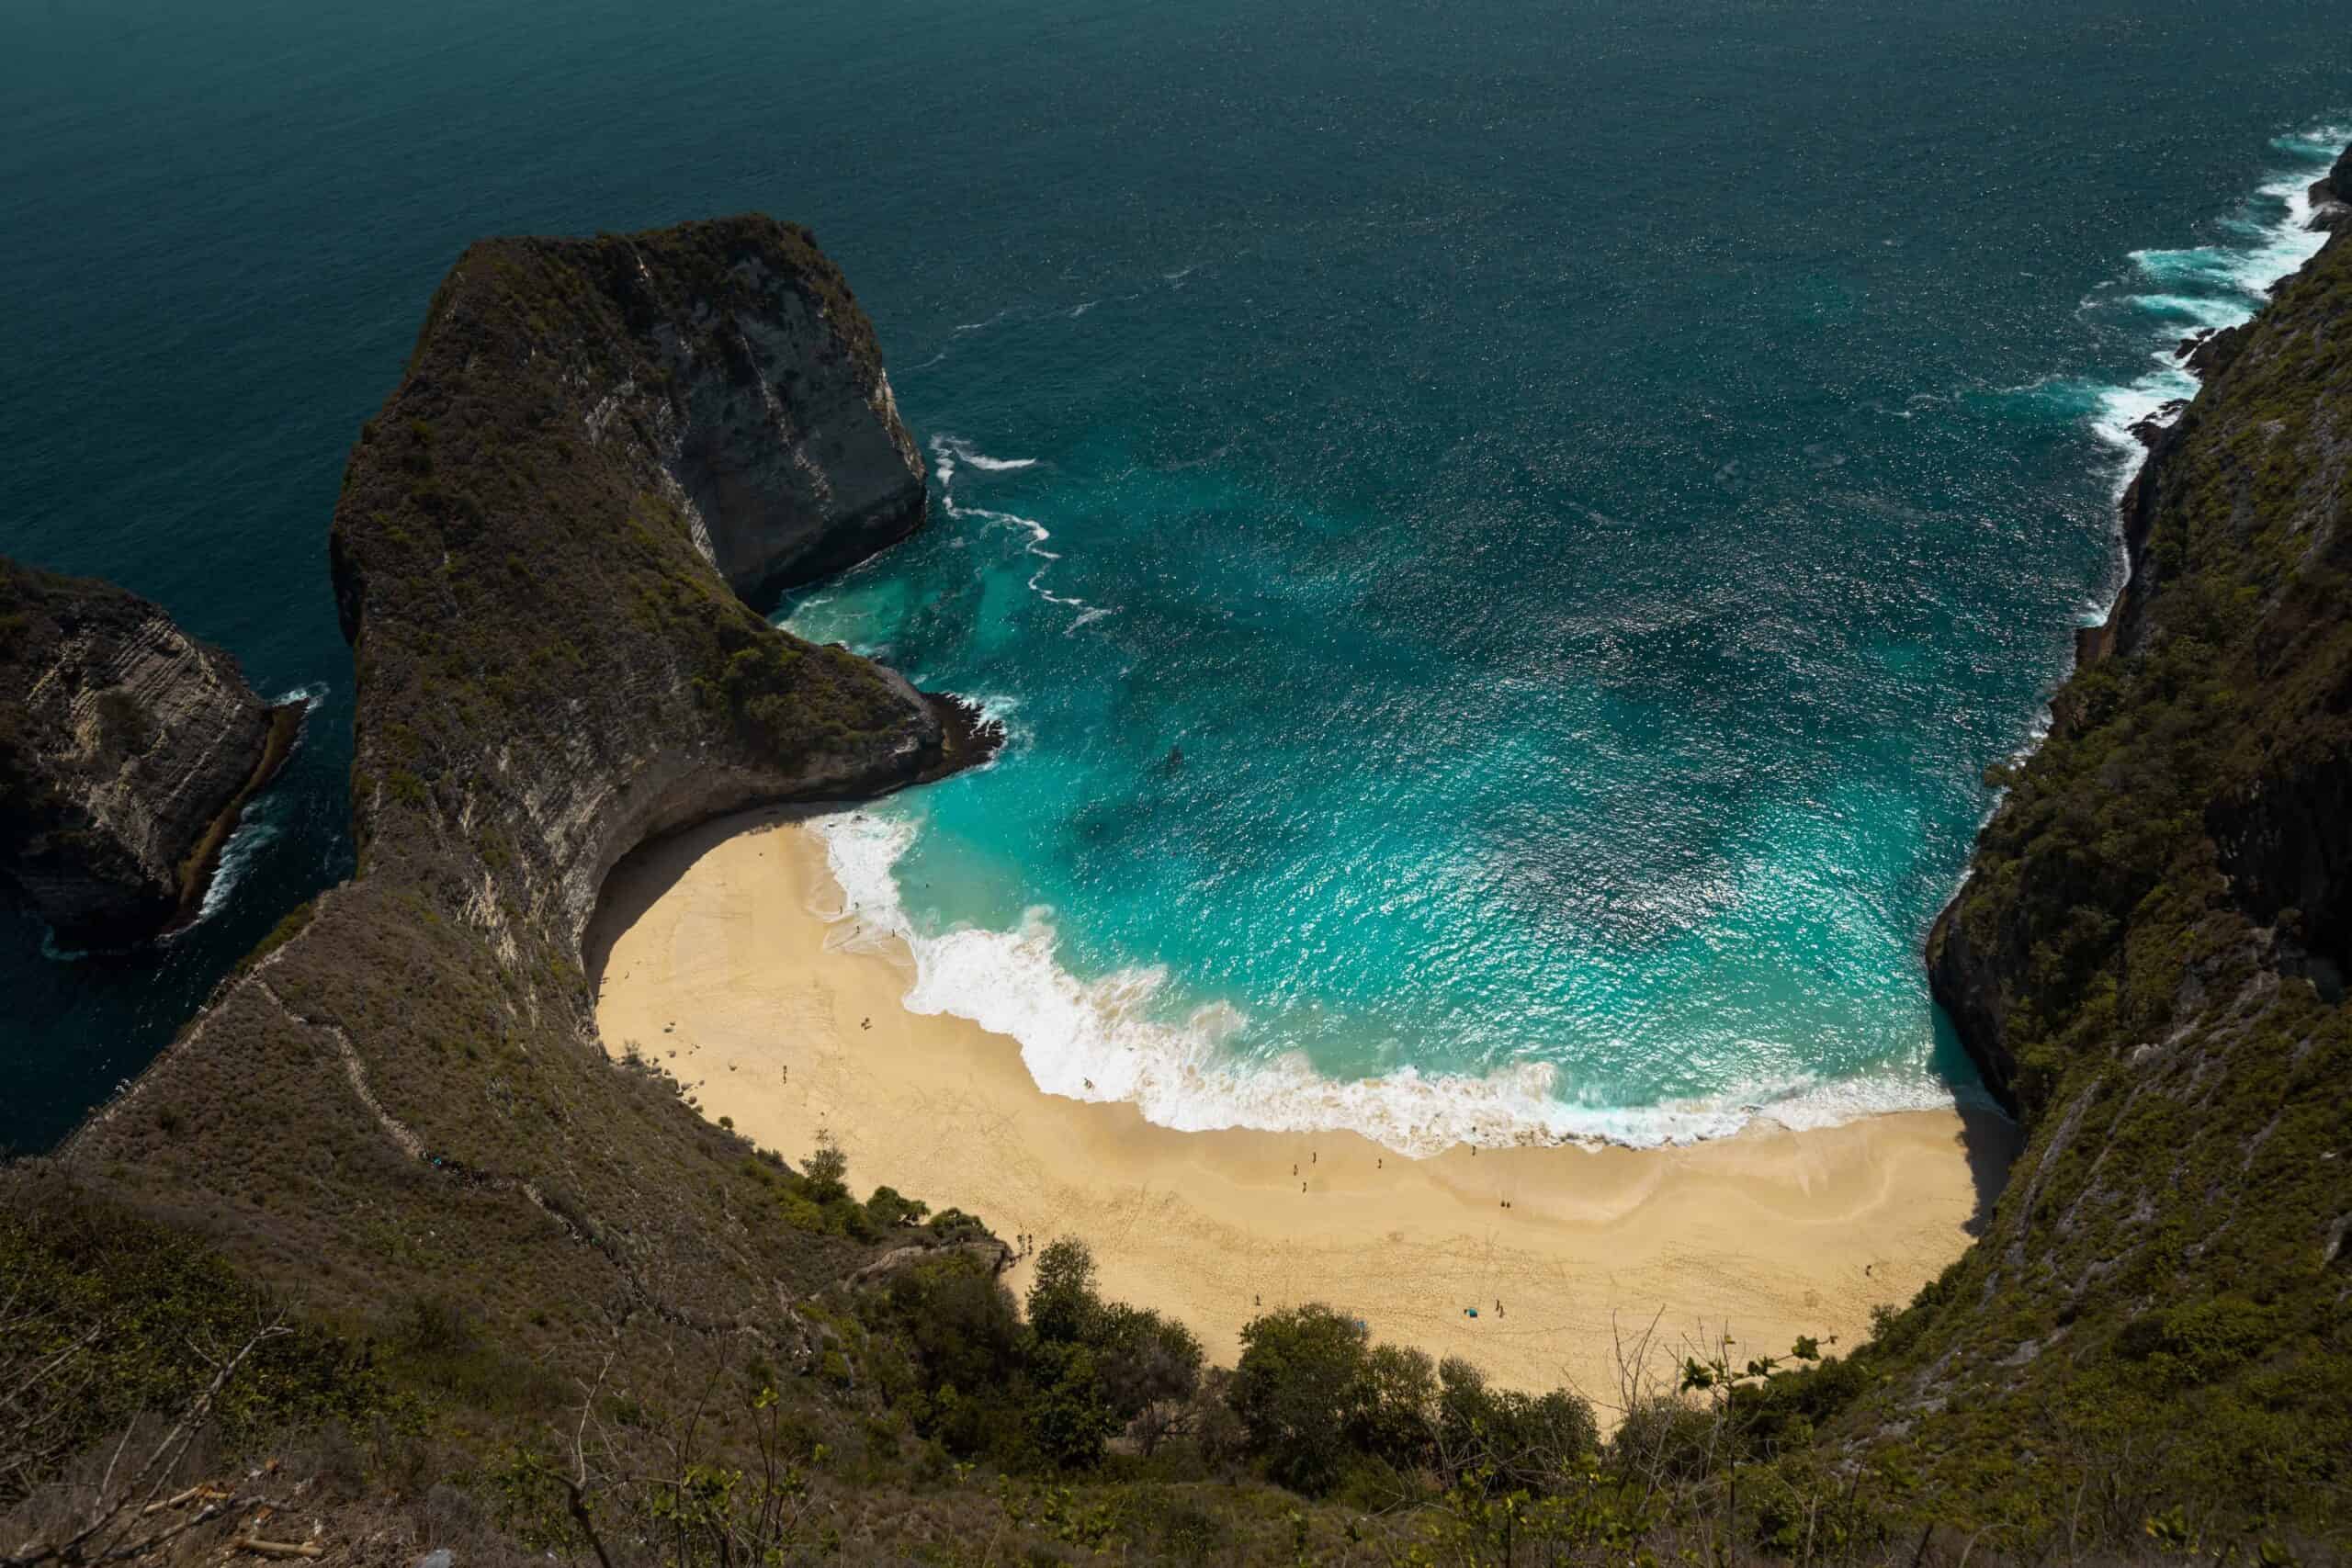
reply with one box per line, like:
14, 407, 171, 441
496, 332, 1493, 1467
1025, 1237, 1101, 1346
1094, 1303, 1204, 1427
1351, 1343, 1437, 1470
1436, 1358, 1599, 1495
800, 1133, 849, 1205
1024, 1341, 1117, 1471
863, 1186, 928, 1229
1229, 1303, 1374, 1495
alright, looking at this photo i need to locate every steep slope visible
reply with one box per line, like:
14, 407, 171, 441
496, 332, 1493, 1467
61, 217, 995, 1382
1846, 203, 2352, 1546
0, 558, 298, 945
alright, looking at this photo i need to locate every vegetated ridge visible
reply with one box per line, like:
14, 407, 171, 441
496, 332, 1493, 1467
1889, 162, 2352, 1541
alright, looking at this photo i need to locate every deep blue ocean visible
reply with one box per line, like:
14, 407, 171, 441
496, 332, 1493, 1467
5, 0, 2348, 1153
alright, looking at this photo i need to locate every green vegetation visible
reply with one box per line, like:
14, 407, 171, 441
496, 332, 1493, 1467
0, 1179, 409, 1515
1895, 179, 2352, 1552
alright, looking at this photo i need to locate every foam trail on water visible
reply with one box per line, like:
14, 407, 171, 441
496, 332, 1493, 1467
932, 435, 1112, 628
2125, 293, 2260, 330
937, 436, 1038, 472
808, 810, 1959, 1156
950, 309, 1012, 336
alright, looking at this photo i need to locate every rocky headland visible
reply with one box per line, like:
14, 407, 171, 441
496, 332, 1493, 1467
62, 216, 996, 1352
0, 558, 300, 945
2308, 144, 2352, 231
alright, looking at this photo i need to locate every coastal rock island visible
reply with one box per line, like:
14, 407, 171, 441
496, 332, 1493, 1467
0, 557, 300, 944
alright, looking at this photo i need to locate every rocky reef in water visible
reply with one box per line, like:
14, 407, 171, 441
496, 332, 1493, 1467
0, 558, 300, 945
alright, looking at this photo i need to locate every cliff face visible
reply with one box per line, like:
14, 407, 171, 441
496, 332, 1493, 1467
364, 219, 929, 618
325, 216, 969, 948
1874, 184, 2352, 1538
2311, 148, 2352, 231
1927, 214, 2352, 1115
647, 239, 928, 603
64, 219, 992, 1372
0, 558, 295, 944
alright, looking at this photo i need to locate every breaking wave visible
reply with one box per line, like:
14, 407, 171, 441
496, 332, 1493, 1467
2086, 122, 2343, 489
806, 809, 1959, 1156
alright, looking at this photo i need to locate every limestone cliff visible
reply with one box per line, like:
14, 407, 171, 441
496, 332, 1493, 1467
1860, 165, 2352, 1535
0, 558, 298, 944
63, 218, 993, 1366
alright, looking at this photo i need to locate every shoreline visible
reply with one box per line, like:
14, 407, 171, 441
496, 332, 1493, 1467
590, 807, 2013, 1402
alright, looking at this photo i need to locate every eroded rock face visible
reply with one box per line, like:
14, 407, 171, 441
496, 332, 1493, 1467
0, 558, 294, 944
526, 217, 927, 610
322, 215, 987, 948
2310, 147, 2352, 231
656, 267, 927, 604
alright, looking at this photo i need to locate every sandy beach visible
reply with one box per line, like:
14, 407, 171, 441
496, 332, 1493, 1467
590, 807, 2009, 1406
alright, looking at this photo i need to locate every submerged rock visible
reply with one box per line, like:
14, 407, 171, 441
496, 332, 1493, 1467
0, 557, 298, 945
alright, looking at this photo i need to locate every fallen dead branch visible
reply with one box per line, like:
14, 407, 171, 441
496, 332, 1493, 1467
139, 1484, 230, 1517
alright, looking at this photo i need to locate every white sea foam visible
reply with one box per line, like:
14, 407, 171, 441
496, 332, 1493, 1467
2082, 124, 2346, 506
936, 436, 1038, 472
2125, 293, 2257, 330
807, 810, 1960, 1156
195, 808, 284, 924
189, 682, 327, 927
932, 435, 1113, 628
843, 129, 2347, 1154
951, 309, 1012, 336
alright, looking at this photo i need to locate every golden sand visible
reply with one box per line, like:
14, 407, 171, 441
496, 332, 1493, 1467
590, 808, 2007, 1405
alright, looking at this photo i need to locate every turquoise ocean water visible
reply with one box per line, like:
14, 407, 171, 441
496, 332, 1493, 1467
5, 0, 2349, 1151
